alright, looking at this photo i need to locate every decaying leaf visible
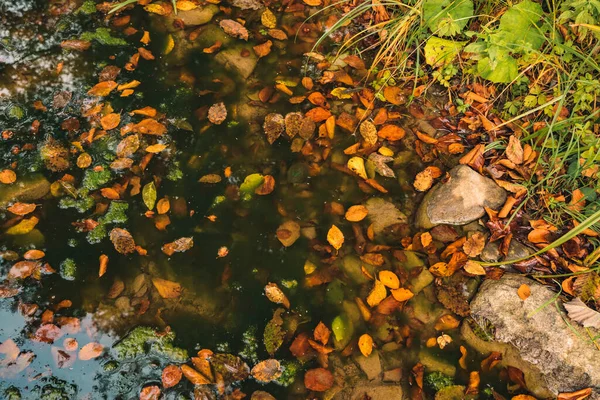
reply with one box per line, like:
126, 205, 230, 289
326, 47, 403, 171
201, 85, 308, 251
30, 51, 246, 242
220, 19, 249, 40
327, 225, 344, 250
78, 342, 103, 360
265, 283, 290, 308
208, 102, 227, 125
304, 368, 333, 392
506, 135, 524, 164
368, 153, 395, 178
162, 237, 194, 256
162, 365, 183, 388
564, 297, 600, 328
276, 220, 300, 247
463, 232, 486, 257
109, 228, 136, 254
152, 277, 182, 299
251, 359, 282, 383
358, 334, 373, 357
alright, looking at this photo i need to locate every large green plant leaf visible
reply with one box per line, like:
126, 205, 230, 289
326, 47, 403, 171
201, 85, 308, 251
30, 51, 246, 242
496, 0, 544, 50
477, 53, 519, 83
423, 0, 474, 36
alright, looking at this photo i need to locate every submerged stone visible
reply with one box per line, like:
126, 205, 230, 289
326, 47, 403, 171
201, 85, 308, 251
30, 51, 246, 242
467, 274, 600, 398
0, 174, 50, 208
416, 165, 506, 229
365, 198, 408, 237
214, 45, 258, 79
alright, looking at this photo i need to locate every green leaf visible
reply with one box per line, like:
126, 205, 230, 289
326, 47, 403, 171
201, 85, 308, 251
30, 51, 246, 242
240, 173, 265, 194
263, 316, 285, 356
424, 36, 466, 67
142, 182, 157, 210
477, 53, 519, 83
497, 0, 544, 50
423, 0, 474, 36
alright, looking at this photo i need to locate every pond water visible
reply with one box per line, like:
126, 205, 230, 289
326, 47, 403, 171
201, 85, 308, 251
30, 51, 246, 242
0, 1, 521, 399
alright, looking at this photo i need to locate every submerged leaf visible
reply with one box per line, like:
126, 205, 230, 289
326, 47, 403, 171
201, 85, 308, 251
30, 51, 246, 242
152, 277, 182, 299
251, 359, 282, 383
142, 181, 157, 210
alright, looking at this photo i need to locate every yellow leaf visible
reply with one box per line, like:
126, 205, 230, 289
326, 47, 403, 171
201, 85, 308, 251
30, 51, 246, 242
345, 205, 368, 222
464, 260, 486, 275
117, 80, 141, 91
145, 3, 170, 15
330, 87, 352, 99
152, 278, 182, 299
327, 225, 344, 250
6, 216, 39, 235
176, 0, 198, 10
347, 156, 367, 179
261, 8, 277, 29
146, 144, 167, 153
164, 34, 175, 55
390, 287, 414, 302
358, 334, 373, 357
378, 270, 400, 289
366, 279, 387, 307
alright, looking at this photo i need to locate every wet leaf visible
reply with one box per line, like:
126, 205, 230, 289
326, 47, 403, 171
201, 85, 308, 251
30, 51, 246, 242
366, 279, 387, 307
133, 119, 167, 135
564, 297, 600, 328
463, 232, 485, 257
98, 254, 109, 277
0, 169, 16, 184
414, 168, 435, 192
146, 144, 167, 153
142, 181, 157, 210
464, 260, 486, 275
157, 197, 170, 214
199, 174, 222, 183
152, 277, 182, 299
176, 0, 197, 10
211, 353, 250, 381
345, 205, 368, 222
144, 3, 171, 14
327, 225, 344, 250
208, 102, 227, 125
378, 124, 405, 141
61, 40, 91, 51
276, 220, 300, 247
268, 29, 287, 40
251, 359, 282, 383
78, 342, 103, 360
265, 283, 290, 308
255, 175, 275, 195
379, 270, 400, 289
140, 385, 161, 400
23, 249, 44, 260
162, 365, 183, 388
506, 135, 524, 165
253, 40, 273, 58
181, 364, 211, 385
9, 261, 39, 279
304, 368, 333, 392
347, 156, 367, 179
261, 9, 277, 28
100, 113, 120, 130
117, 134, 140, 158
5, 216, 39, 235
220, 19, 249, 40
264, 113, 285, 144
437, 334, 452, 349
358, 334, 373, 357
368, 153, 395, 178
314, 322, 330, 345
7, 202, 36, 216
517, 284, 531, 300
391, 287, 414, 302
435, 314, 461, 330
109, 228, 136, 254
88, 81, 118, 97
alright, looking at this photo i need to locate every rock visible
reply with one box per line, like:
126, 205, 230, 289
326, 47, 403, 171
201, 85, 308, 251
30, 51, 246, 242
214, 46, 258, 79
334, 382, 403, 400
480, 240, 534, 265
353, 350, 382, 380
468, 273, 600, 398
162, 5, 219, 30
419, 349, 456, 376
416, 165, 506, 229
365, 198, 408, 237
0, 174, 50, 208
435, 385, 476, 400
410, 268, 434, 294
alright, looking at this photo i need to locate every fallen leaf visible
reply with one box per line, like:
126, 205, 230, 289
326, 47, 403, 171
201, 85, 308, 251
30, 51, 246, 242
379, 270, 400, 289
366, 279, 387, 307
208, 102, 227, 125
265, 283, 290, 308
391, 287, 414, 302
162, 365, 182, 388
345, 205, 368, 222
109, 228, 136, 254
378, 124, 405, 141
142, 181, 157, 210
0, 169, 16, 184
24, 249, 44, 260
146, 144, 167, 153
60, 40, 91, 51
327, 225, 344, 250
100, 113, 120, 130
161, 237, 194, 256
347, 156, 367, 179
261, 8, 277, 28
78, 342, 103, 360
314, 322, 331, 345
358, 334, 373, 357
564, 297, 600, 328
7, 203, 36, 215
517, 284, 531, 300
140, 385, 161, 400
506, 135, 524, 165
152, 277, 182, 299
253, 40, 273, 58
463, 232, 486, 257
220, 19, 249, 40
304, 368, 333, 392
133, 119, 167, 135
464, 260, 486, 275
557, 388, 593, 400
99, 254, 108, 277
251, 359, 282, 383
88, 81, 118, 97
434, 314, 460, 330
9, 261, 39, 279
181, 364, 211, 385
276, 220, 300, 247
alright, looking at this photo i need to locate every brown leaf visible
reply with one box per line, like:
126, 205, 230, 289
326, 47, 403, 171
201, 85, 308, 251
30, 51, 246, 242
60, 40, 91, 51
161, 237, 194, 256
253, 40, 273, 58
220, 19, 249, 40
208, 102, 227, 125
264, 283, 290, 308
251, 359, 282, 383
9, 261, 40, 279
313, 322, 330, 345
304, 368, 333, 392
342, 55, 365, 70
78, 342, 103, 360
255, 175, 275, 195
463, 232, 486, 257
506, 135, 524, 165
276, 220, 300, 247
139, 385, 161, 400
162, 365, 183, 388
109, 228, 136, 254
88, 81, 118, 97
557, 388, 593, 400
152, 277, 182, 299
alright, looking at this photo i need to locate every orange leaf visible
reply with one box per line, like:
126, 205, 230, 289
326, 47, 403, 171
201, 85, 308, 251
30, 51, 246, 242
133, 119, 167, 135
390, 287, 414, 302
152, 277, 182, 299
517, 284, 530, 300
99, 254, 108, 277
7, 202, 36, 215
161, 365, 182, 388
345, 205, 368, 222
78, 342, 103, 360
181, 364, 211, 385
378, 270, 400, 289
326, 225, 344, 250
378, 124, 405, 141
140, 385, 161, 400
88, 81, 117, 97
358, 334, 373, 357
313, 321, 330, 345
0, 169, 16, 184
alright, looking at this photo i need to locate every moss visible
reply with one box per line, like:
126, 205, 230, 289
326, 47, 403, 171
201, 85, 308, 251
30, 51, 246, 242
100, 201, 129, 224
112, 326, 188, 362
103, 360, 119, 372
275, 360, 300, 387
58, 195, 95, 213
425, 371, 454, 392
467, 317, 495, 342
3, 387, 21, 400
76, 0, 97, 14
86, 223, 107, 244
59, 258, 77, 281
166, 161, 183, 181
80, 28, 127, 46
7, 105, 25, 120
239, 326, 259, 364
82, 168, 112, 191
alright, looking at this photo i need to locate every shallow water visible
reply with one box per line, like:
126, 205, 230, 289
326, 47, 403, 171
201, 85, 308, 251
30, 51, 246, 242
0, 1, 519, 399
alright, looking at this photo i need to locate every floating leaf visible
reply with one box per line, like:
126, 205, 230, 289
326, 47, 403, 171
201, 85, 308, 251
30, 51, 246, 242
162, 365, 183, 388
264, 310, 285, 356
109, 228, 136, 254
78, 342, 103, 360
98, 254, 108, 277
220, 19, 249, 40
304, 368, 333, 392
7, 203, 36, 216
327, 225, 344, 250
379, 271, 400, 289
162, 237, 194, 256
9, 261, 39, 279
261, 8, 277, 28
391, 287, 414, 302
314, 322, 331, 345
345, 205, 368, 222
251, 359, 282, 383
88, 81, 117, 97
276, 220, 300, 247
142, 181, 157, 210
0, 169, 16, 184
366, 280, 387, 307
211, 353, 250, 381
152, 277, 182, 299
265, 283, 290, 308
6, 216, 39, 235
358, 334, 373, 357
347, 157, 367, 179
240, 173, 265, 194
208, 102, 227, 125
368, 153, 395, 178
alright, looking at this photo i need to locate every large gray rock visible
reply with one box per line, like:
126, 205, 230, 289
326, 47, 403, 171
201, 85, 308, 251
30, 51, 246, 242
0, 174, 50, 208
214, 46, 258, 79
467, 274, 600, 398
164, 5, 220, 30
416, 165, 506, 229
